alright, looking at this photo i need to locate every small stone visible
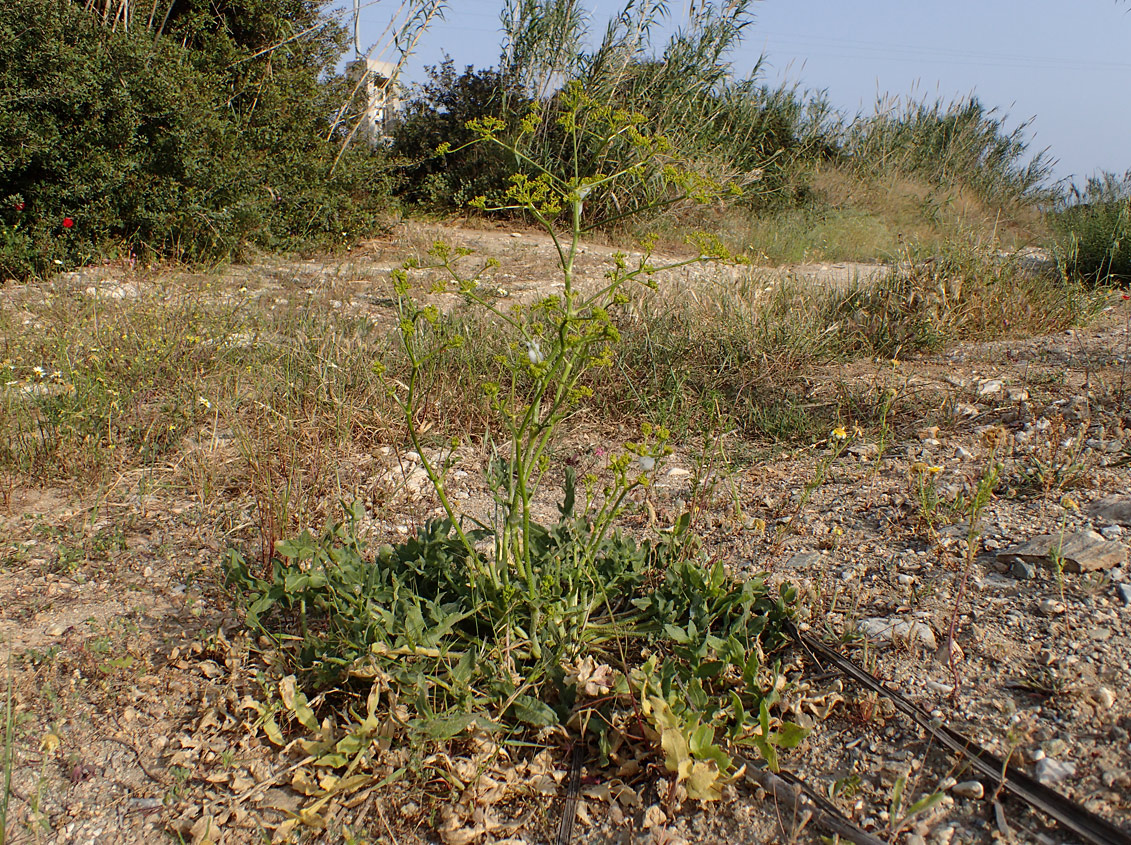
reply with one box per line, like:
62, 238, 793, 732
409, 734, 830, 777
1100, 525, 1123, 541
666, 467, 691, 478
743, 516, 766, 532
1117, 583, 1131, 606
1043, 739, 1069, 757
977, 379, 1003, 396
954, 445, 973, 460
46, 624, 67, 637
847, 442, 879, 459
1090, 627, 1112, 641
917, 426, 940, 441
951, 781, 984, 800
642, 805, 667, 829
785, 551, 823, 570
1102, 768, 1129, 789
1037, 598, 1066, 616
1096, 686, 1116, 709
859, 617, 937, 650
897, 574, 915, 587
1034, 758, 1075, 785
1011, 560, 1037, 580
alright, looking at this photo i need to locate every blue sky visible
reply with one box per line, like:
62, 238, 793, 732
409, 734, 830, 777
347, 0, 1131, 185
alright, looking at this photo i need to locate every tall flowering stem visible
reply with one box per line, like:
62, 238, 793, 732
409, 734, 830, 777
388, 88, 739, 659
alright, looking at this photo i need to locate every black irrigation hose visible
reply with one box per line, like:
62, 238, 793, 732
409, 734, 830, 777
556, 741, 584, 845
790, 624, 1131, 845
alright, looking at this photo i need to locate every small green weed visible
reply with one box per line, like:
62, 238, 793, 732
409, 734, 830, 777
944, 455, 1002, 687
775, 425, 854, 546
887, 774, 945, 838
1012, 415, 1093, 496
909, 461, 947, 537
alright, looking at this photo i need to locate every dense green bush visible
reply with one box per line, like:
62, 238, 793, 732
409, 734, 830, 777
0, 0, 389, 280
1049, 171, 1130, 284
391, 61, 531, 210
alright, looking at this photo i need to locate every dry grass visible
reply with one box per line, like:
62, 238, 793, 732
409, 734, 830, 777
648, 166, 1048, 267
0, 229, 1093, 557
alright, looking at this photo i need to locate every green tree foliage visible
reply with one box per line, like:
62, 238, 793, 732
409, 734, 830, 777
391, 60, 532, 210
0, 0, 388, 280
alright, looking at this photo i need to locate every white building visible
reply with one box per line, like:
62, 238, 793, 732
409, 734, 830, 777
345, 58, 400, 144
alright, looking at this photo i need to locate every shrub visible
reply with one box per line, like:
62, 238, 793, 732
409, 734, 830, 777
391, 60, 531, 209
0, 0, 389, 280
1049, 170, 1131, 284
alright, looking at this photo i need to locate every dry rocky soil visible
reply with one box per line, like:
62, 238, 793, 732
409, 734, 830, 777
1, 221, 1130, 844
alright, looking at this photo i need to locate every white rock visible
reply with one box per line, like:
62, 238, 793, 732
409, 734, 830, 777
951, 781, 984, 800
1096, 686, 1115, 709
977, 379, 1003, 396
1035, 758, 1075, 784
859, 617, 937, 650
1037, 598, 1066, 616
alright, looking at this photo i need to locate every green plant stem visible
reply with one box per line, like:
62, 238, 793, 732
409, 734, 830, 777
1, 656, 13, 845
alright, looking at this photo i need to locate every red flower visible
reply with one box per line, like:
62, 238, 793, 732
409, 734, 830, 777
62, 217, 74, 229
1122, 293, 1130, 300
14, 201, 24, 212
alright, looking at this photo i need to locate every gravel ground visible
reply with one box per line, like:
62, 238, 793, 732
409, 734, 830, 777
1, 224, 1128, 844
